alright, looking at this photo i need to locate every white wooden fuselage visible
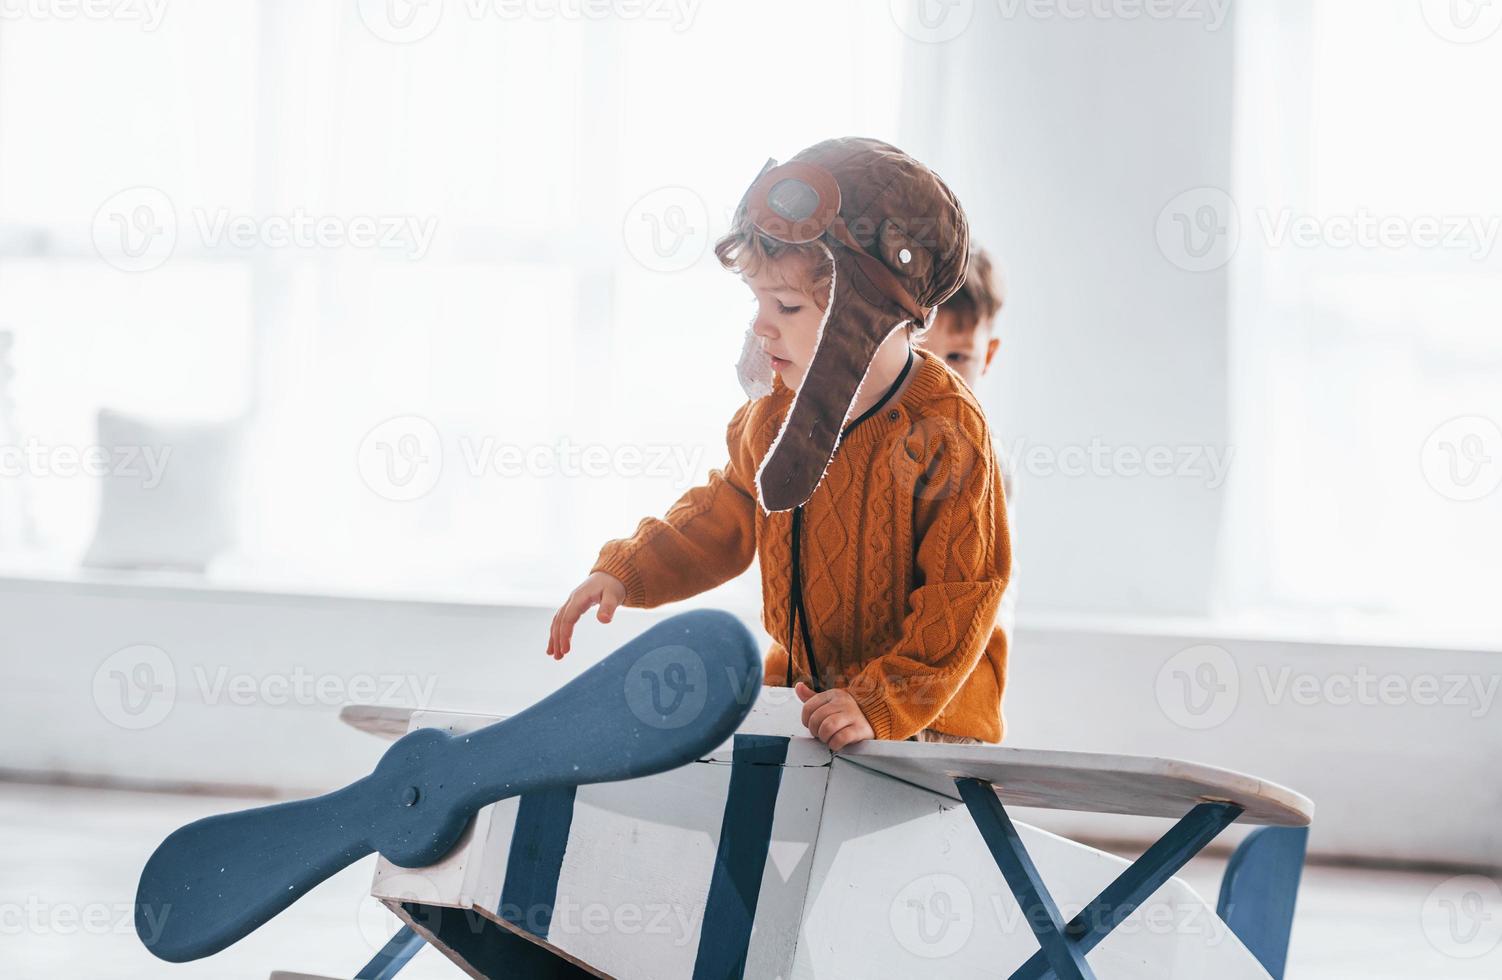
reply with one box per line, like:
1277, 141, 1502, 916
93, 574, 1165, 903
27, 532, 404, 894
366, 689, 1276, 979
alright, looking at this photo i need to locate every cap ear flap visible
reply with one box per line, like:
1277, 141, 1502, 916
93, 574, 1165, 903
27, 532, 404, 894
876, 218, 935, 289
755, 247, 909, 512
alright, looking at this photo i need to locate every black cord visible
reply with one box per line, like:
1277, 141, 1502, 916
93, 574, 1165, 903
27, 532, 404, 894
784, 348, 916, 690
787, 505, 821, 690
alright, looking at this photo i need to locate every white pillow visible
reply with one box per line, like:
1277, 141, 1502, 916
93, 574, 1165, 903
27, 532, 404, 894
83, 409, 242, 572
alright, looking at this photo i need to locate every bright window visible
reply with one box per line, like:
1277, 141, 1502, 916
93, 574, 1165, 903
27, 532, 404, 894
0, 3, 901, 599
1224, 0, 1502, 640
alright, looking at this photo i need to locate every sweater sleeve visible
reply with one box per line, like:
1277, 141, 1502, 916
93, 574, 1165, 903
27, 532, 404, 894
590, 402, 759, 608
847, 417, 1011, 740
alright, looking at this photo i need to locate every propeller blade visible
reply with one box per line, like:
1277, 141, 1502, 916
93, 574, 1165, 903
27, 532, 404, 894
135, 608, 761, 963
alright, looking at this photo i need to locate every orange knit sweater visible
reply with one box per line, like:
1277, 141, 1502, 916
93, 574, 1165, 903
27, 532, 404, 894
592, 347, 1012, 742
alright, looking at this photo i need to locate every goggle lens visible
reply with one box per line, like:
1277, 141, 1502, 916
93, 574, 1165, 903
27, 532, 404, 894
767, 178, 820, 223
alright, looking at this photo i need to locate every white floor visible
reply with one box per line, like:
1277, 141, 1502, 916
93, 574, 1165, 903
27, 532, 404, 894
3, 782, 1499, 979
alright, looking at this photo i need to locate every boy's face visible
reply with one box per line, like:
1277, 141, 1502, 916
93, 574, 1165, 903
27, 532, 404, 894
921, 309, 1000, 389
744, 255, 827, 392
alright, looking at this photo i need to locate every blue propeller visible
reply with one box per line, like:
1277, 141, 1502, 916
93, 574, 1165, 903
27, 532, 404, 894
135, 609, 762, 963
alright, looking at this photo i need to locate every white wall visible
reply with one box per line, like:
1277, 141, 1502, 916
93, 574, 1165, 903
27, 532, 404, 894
3, 578, 1497, 869
1005, 616, 1502, 867
898, 9, 1236, 616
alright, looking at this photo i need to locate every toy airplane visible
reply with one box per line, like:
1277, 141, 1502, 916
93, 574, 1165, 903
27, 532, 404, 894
134, 610, 1313, 979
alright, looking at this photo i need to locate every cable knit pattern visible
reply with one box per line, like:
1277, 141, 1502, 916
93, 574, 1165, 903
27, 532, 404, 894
592, 348, 1011, 742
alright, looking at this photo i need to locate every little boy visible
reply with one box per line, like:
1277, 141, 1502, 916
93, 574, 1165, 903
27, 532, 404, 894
920, 248, 1004, 388
917, 247, 1016, 647
549, 138, 1012, 748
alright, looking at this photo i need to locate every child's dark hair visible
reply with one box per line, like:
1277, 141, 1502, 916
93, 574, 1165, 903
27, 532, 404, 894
941, 248, 1005, 334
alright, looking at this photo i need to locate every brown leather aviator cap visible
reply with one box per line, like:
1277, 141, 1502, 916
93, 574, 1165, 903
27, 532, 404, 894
736, 137, 970, 512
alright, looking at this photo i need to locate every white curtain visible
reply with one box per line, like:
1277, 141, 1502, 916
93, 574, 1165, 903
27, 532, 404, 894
1223, 0, 1502, 639
0, 1, 903, 599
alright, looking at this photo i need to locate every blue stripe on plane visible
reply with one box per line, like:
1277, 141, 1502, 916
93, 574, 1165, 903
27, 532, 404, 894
692, 734, 790, 980
498, 786, 578, 940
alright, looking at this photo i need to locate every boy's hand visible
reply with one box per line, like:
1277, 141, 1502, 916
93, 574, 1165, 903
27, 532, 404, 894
548, 572, 626, 660
795, 682, 875, 751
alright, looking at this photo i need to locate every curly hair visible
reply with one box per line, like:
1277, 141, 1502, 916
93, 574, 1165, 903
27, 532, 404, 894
714, 215, 834, 309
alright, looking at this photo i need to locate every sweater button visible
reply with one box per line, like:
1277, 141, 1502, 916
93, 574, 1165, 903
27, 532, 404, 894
886, 409, 900, 421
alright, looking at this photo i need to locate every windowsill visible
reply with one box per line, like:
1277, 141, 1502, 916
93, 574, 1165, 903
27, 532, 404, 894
0, 557, 548, 611
1, 555, 1497, 654
0, 553, 763, 619
1019, 608, 1502, 655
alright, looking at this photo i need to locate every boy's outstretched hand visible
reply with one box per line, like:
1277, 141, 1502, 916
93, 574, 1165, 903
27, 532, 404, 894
796, 682, 875, 751
548, 572, 626, 660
